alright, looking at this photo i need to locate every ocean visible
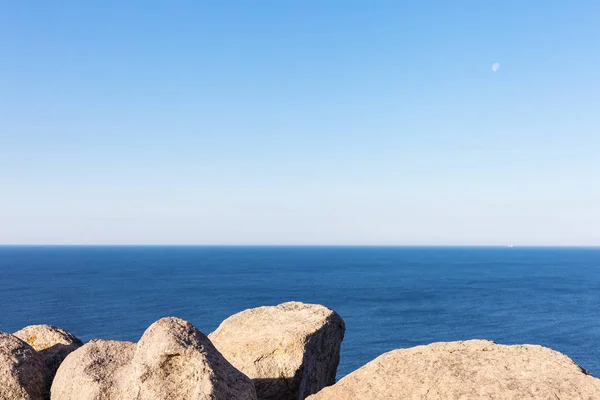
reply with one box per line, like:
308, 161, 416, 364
1, 246, 599, 377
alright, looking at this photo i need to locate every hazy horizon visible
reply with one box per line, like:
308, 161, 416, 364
2, 2, 599, 245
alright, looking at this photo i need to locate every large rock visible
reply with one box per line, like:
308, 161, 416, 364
209, 302, 345, 400
128, 317, 257, 400
0, 331, 47, 400
307, 339, 600, 400
51, 340, 135, 400
52, 317, 256, 400
14, 324, 83, 392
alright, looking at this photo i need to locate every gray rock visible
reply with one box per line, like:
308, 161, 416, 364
0, 331, 47, 400
14, 324, 83, 393
307, 339, 600, 400
209, 302, 345, 400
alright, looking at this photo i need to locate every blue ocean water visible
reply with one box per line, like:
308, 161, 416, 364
1, 246, 599, 377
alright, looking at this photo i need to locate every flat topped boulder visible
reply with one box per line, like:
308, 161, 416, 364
14, 324, 83, 392
52, 317, 256, 400
209, 302, 345, 400
307, 339, 600, 400
0, 331, 47, 400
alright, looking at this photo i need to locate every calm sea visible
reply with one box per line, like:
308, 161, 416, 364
1, 246, 599, 377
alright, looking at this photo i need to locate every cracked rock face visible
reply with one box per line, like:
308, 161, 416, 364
51, 317, 257, 400
307, 340, 600, 400
14, 324, 83, 394
0, 331, 47, 400
209, 302, 345, 400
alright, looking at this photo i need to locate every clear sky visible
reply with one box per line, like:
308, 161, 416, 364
1, 1, 599, 245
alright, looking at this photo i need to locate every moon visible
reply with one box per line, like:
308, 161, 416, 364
492, 63, 500, 72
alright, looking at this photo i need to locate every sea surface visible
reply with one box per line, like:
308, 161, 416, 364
1, 246, 599, 377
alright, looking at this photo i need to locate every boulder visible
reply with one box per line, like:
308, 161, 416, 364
209, 302, 345, 400
51, 339, 135, 400
52, 317, 256, 400
128, 317, 257, 400
14, 324, 83, 392
0, 331, 47, 400
307, 339, 600, 400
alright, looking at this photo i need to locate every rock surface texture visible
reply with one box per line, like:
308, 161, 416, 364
307, 339, 600, 400
51, 317, 256, 400
128, 317, 257, 400
14, 324, 83, 393
0, 331, 47, 400
51, 339, 135, 400
209, 302, 345, 400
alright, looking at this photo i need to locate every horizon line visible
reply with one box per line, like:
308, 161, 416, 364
1, 244, 599, 248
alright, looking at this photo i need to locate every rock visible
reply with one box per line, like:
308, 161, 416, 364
307, 339, 600, 400
129, 317, 257, 400
209, 302, 345, 400
51, 317, 256, 400
51, 339, 135, 400
14, 324, 83, 392
0, 331, 47, 400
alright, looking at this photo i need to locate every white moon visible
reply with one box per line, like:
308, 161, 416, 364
492, 63, 500, 72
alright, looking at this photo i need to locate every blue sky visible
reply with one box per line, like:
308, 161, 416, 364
1, 1, 599, 245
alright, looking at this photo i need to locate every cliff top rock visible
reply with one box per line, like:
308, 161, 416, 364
51, 318, 257, 400
307, 339, 600, 400
209, 302, 345, 400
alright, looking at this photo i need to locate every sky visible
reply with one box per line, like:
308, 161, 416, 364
1, 1, 599, 245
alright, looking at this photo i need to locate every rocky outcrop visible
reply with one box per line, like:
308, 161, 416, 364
51, 317, 257, 400
307, 339, 600, 400
6, 303, 599, 400
51, 339, 135, 400
209, 302, 345, 400
14, 324, 83, 393
0, 331, 47, 400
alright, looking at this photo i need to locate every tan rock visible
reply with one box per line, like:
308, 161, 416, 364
0, 331, 47, 400
51, 318, 256, 400
307, 339, 600, 400
14, 324, 83, 393
129, 317, 257, 400
51, 339, 135, 400
209, 302, 345, 400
